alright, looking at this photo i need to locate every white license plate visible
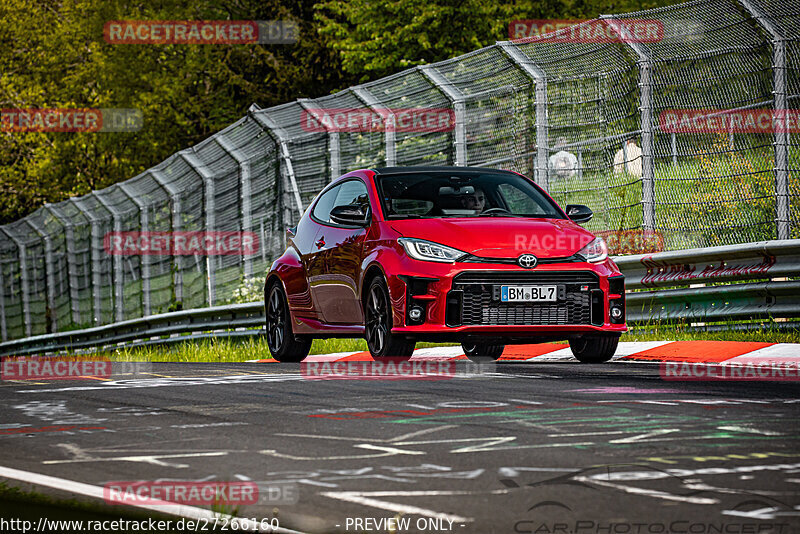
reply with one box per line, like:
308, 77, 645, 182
500, 285, 557, 302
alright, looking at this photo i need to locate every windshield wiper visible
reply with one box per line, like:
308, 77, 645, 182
475, 212, 522, 218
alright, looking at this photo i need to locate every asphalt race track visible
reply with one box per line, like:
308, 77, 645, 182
1, 358, 799, 533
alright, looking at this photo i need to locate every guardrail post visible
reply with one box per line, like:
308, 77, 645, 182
94, 191, 124, 322
498, 41, 549, 190
181, 151, 217, 307
297, 98, 341, 179
118, 183, 151, 316
151, 169, 183, 306
25, 219, 57, 333
44, 204, 81, 326
602, 16, 655, 232
353, 86, 397, 167
419, 65, 467, 166
216, 134, 254, 279
737, 0, 790, 240
70, 198, 103, 325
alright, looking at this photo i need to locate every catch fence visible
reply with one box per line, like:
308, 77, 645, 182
0, 0, 798, 340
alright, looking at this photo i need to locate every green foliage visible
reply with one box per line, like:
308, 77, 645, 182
0, 0, 348, 223
314, 0, 684, 80
227, 275, 267, 304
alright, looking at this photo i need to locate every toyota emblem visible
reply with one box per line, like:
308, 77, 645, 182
517, 254, 538, 268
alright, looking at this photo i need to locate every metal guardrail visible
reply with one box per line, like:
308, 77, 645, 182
617, 240, 800, 323
0, 303, 265, 357
1, 240, 798, 357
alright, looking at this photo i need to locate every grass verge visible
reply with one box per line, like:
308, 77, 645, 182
96, 325, 799, 363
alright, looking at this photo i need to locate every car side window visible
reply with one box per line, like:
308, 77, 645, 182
334, 180, 370, 212
311, 184, 342, 223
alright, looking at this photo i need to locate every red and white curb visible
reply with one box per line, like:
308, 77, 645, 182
250, 341, 800, 365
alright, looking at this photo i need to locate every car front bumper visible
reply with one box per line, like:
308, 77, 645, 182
384, 258, 627, 342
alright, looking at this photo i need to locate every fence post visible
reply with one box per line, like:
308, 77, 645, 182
180, 151, 216, 307
150, 170, 183, 306
44, 204, 81, 326
250, 109, 305, 221
4, 230, 31, 337
602, 15, 655, 232
297, 98, 340, 179
118, 183, 150, 316
353, 86, 397, 167
498, 41, 549, 190
216, 134, 254, 280
0, 228, 11, 340
25, 219, 57, 332
737, 0, 790, 240
419, 65, 467, 166
94, 191, 124, 322
70, 198, 103, 325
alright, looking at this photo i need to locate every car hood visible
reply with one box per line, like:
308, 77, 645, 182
388, 217, 595, 258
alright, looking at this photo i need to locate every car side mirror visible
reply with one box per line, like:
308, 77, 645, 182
565, 204, 593, 223
330, 204, 370, 226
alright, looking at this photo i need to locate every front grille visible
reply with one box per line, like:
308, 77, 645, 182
448, 271, 599, 326
460, 254, 583, 265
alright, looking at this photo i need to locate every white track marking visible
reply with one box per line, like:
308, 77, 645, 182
392, 437, 594, 453
320, 491, 472, 523
44, 451, 227, 468
717, 425, 783, 436
614, 341, 676, 356
18, 374, 305, 393
609, 429, 680, 444
722, 343, 800, 365
410, 346, 466, 360
259, 448, 419, 461
575, 475, 720, 505
355, 444, 426, 455
275, 426, 455, 444
0, 465, 302, 533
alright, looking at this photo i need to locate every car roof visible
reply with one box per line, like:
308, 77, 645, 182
372, 166, 517, 175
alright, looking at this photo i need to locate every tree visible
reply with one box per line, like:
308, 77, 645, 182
315, 0, 683, 80
0, 0, 348, 223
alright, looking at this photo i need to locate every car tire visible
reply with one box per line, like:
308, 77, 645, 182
266, 281, 312, 362
569, 334, 620, 363
364, 276, 416, 358
461, 343, 505, 362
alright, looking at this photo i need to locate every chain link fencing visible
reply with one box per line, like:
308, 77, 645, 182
0, 0, 797, 340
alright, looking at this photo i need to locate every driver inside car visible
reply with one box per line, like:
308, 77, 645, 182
459, 187, 486, 213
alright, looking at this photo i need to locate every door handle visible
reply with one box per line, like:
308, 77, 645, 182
315, 237, 325, 249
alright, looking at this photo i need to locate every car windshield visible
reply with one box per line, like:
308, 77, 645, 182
375, 171, 565, 219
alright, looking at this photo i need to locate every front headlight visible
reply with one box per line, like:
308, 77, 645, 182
397, 238, 466, 263
577, 236, 608, 263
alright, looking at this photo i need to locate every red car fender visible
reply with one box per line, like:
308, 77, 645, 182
267, 246, 316, 323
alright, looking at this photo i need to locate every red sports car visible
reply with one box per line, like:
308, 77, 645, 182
264, 166, 626, 362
